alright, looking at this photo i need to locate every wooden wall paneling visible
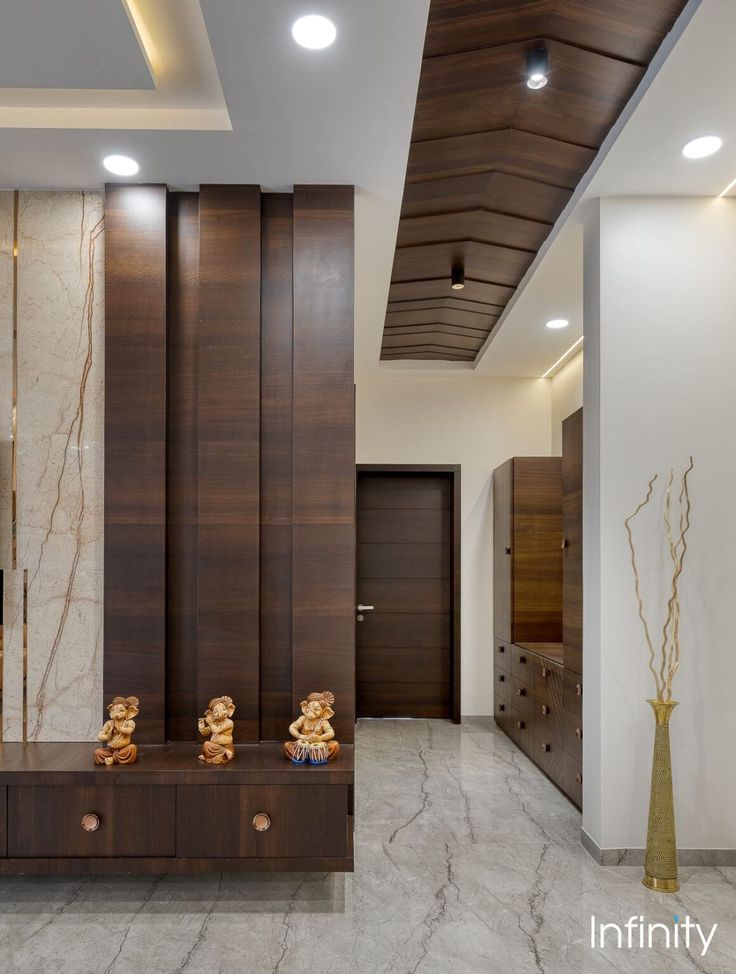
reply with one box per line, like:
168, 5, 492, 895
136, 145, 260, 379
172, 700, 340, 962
197, 185, 261, 741
259, 194, 294, 740
492, 460, 513, 642
292, 186, 355, 744
104, 184, 168, 744
562, 408, 583, 674
166, 192, 199, 741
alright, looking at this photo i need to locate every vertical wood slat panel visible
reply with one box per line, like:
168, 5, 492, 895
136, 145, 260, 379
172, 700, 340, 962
292, 186, 355, 743
259, 194, 294, 741
166, 193, 199, 741
104, 185, 167, 744
197, 185, 261, 742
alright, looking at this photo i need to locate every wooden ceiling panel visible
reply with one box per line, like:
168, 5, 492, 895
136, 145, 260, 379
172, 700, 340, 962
406, 129, 597, 188
392, 240, 534, 286
396, 208, 552, 251
388, 278, 515, 306
381, 0, 687, 362
402, 172, 571, 224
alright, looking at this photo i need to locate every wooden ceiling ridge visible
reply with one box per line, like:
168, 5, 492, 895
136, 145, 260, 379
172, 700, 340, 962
380, 0, 689, 362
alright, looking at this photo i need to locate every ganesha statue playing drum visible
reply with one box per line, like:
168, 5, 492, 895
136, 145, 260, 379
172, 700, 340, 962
284, 690, 340, 764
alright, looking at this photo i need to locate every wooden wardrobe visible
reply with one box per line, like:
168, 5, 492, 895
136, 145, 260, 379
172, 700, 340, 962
493, 411, 583, 809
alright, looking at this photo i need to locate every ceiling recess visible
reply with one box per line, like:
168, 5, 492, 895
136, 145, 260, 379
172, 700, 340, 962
381, 0, 689, 364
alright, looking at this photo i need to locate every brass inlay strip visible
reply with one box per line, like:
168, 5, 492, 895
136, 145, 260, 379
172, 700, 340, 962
11, 190, 18, 570
22, 567, 27, 743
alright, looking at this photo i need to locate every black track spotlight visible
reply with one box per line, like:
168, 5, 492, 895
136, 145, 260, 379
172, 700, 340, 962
526, 46, 549, 90
451, 265, 465, 290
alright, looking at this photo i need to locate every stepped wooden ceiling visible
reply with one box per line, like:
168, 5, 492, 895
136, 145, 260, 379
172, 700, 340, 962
381, 0, 688, 363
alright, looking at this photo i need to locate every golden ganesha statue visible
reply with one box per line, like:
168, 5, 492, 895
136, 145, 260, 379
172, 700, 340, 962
284, 690, 340, 764
198, 695, 236, 764
94, 696, 139, 766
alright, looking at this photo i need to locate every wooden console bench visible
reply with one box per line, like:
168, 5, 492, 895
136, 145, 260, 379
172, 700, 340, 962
0, 743, 354, 874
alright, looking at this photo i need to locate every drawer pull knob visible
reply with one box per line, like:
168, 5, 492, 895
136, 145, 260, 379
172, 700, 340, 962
541, 743, 550, 753
541, 666, 548, 678
576, 683, 582, 697
252, 813, 271, 832
561, 536, 569, 549
541, 704, 549, 715
499, 703, 505, 712
517, 688, 526, 697
516, 720, 525, 730
575, 727, 582, 740
81, 813, 100, 833
519, 655, 526, 664
498, 674, 505, 682
499, 645, 505, 653
504, 546, 511, 555
576, 773, 583, 786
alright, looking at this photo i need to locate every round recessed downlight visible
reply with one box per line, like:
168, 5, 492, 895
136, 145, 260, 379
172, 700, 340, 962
103, 154, 139, 176
292, 14, 337, 49
682, 135, 722, 159
546, 318, 570, 330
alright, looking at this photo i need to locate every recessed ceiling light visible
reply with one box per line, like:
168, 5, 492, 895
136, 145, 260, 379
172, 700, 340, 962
682, 135, 722, 159
103, 154, 139, 176
546, 318, 569, 330
292, 14, 337, 50
526, 47, 549, 90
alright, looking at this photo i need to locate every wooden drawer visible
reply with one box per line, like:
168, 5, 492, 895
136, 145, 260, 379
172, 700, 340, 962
177, 785, 348, 859
494, 638, 511, 673
534, 695, 563, 745
494, 693, 510, 733
532, 656, 564, 705
533, 727, 565, 789
0, 786, 6, 858
7, 785, 175, 858
563, 669, 583, 717
506, 706, 531, 751
560, 753, 583, 809
511, 644, 533, 684
562, 709, 583, 762
509, 675, 533, 719
494, 665, 509, 700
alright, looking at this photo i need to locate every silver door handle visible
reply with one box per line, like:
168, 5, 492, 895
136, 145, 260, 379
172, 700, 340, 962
357, 604, 374, 611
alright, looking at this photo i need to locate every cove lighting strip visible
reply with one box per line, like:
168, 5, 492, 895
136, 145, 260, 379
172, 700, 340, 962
540, 335, 584, 379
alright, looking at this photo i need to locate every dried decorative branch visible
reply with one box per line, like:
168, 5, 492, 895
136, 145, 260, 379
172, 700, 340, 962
625, 459, 694, 702
624, 473, 661, 700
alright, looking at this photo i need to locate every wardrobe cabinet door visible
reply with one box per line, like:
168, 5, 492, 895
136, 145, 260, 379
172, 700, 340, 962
562, 408, 583, 674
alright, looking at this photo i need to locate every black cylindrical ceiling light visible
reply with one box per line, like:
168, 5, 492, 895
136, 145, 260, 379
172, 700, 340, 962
526, 46, 549, 89
451, 265, 465, 290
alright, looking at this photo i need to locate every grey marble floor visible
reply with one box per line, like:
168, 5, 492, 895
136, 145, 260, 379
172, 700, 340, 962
0, 718, 734, 974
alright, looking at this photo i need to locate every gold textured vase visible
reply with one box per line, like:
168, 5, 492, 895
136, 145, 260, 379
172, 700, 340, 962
642, 699, 679, 892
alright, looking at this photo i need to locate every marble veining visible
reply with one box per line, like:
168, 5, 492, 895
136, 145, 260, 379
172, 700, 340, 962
0, 191, 13, 570
0, 719, 734, 973
11, 191, 104, 741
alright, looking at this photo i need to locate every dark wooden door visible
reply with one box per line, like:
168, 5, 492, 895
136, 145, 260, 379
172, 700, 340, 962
356, 472, 453, 718
492, 460, 513, 642
562, 408, 583, 674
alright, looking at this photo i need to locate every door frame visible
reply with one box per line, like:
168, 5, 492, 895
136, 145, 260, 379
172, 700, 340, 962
356, 464, 461, 724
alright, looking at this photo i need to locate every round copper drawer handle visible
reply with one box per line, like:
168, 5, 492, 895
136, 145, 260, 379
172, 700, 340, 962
576, 773, 583, 786
541, 666, 548, 678
575, 727, 582, 740
576, 683, 582, 697
517, 688, 526, 697
252, 812, 271, 833
81, 813, 100, 833
516, 720, 525, 730
541, 704, 549, 716
541, 743, 550, 753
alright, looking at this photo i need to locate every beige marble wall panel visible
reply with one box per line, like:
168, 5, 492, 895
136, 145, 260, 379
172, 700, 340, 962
2, 568, 24, 741
0, 191, 13, 568
16, 191, 104, 741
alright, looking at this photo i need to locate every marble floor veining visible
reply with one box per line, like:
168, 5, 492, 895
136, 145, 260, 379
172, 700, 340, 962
0, 718, 734, 974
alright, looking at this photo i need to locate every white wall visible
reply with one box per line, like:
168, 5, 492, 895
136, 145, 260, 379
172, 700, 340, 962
584, 197, 736, 850
356, 375, 552, 716
550, 350, 583, 453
